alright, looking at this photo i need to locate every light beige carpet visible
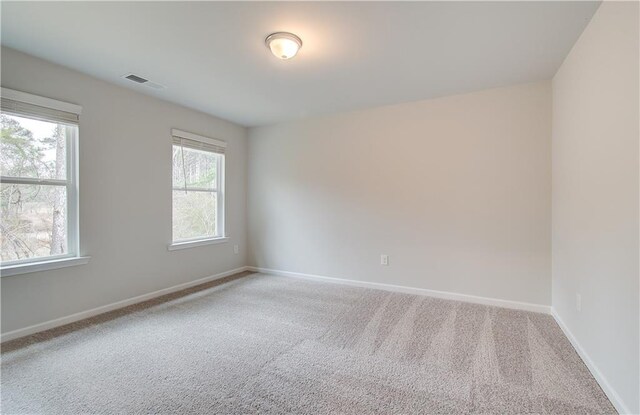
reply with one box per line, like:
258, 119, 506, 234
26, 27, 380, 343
1, 272, 615, 414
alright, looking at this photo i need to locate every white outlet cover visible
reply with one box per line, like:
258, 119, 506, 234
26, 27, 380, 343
381, 255, 389, 266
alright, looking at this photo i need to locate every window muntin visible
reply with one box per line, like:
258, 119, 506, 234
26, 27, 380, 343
171, 131, 225, 244
1, 109, 79, 265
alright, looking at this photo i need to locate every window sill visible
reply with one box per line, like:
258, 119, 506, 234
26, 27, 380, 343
168, 237, 229, 251
1, 256, 91, 277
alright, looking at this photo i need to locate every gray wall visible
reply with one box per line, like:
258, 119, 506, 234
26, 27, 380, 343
1, 47, 248, 334
248, 81, 551, 305
551, 2, 639, 413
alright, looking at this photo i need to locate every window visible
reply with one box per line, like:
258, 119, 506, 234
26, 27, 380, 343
1, 88, 84, 272
171, 129, 226, 248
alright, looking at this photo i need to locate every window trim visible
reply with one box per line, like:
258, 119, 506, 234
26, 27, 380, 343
0, 88, 84, 270
170, 129, 226, 248
1, 256, 91, 278
168, 237, 229, 251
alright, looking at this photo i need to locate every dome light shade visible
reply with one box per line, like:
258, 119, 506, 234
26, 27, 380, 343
265, 32, 302, 60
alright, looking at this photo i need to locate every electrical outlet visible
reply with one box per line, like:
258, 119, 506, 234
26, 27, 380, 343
381, 254, 389, 266
233, 245, 239, 254
576, 293, 581, 312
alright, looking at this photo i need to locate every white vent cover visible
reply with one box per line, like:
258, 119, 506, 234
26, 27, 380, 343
122, 73, 166, 90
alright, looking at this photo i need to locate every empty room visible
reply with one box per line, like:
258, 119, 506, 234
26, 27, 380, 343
0, 1, 638, 414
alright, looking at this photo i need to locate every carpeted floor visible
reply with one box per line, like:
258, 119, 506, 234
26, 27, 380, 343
1, 272, 615, 414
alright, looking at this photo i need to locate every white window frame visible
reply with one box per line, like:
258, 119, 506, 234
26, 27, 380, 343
0, 88, 89, 277
169, 129, 227, 250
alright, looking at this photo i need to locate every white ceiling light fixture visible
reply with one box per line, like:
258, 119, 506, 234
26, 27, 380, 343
265, 32, 302, 60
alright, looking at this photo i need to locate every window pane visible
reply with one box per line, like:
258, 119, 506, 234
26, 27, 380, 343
1, 114, 69, 180
172, 190, 217, 241
0, 184, 67, 262
172, 145, 217, 189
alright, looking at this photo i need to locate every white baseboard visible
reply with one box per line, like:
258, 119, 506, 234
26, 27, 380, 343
247, 266, 551, 314
1, 266, 249, 343
551, 308, 631, 415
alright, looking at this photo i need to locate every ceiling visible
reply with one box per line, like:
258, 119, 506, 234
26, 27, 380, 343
1, 1, 600, 127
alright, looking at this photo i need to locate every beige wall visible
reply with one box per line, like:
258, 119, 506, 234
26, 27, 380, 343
551, 2, 639, 413
1, 47, 248, 334
248, 81, 551, 305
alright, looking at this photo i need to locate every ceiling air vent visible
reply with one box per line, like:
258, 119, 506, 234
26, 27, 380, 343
125, 74, 148, 83
122, 73, 166, 90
